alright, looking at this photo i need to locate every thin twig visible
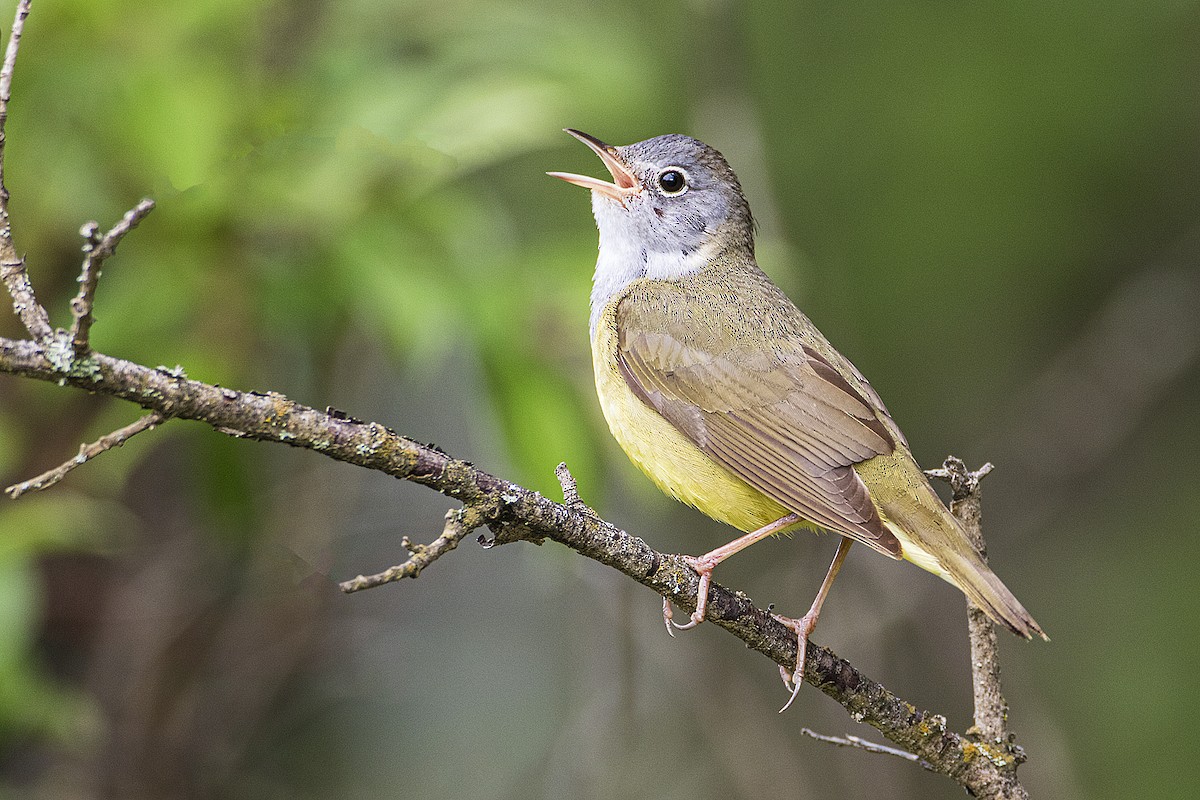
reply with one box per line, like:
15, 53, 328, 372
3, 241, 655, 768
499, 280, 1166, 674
5, 410, 164, 498
0, 256, 48, 340
800, 728, 935, 772
927, 457, 1030, 800
924, 456, 993, 501
338, 505, 487, 592
555, 461, 600, 520
927, 456, 1012, 747
555, 461, 582, 505
0, 0, 28, 107
69, 199, 156, 355
0, 0, 51, 343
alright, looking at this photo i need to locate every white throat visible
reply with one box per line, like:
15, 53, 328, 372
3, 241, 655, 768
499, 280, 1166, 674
587, 195, 715, 335
589, 244, 713, 334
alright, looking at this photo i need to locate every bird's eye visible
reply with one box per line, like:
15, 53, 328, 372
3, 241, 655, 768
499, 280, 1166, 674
656, 168, 688, 195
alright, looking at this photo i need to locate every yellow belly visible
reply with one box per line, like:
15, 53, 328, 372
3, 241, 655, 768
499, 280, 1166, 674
591, 306, 800, 534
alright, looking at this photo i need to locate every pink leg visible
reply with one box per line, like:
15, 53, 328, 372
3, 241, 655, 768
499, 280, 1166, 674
662, 512, 802, 633
775, 537, 853, 712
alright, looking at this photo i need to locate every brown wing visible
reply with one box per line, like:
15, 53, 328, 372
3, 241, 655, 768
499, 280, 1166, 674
616, 293, 902, 557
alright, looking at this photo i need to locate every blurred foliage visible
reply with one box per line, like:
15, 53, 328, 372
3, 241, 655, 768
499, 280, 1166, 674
0, 0, 1197, 798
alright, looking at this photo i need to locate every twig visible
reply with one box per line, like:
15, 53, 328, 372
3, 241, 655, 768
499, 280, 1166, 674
0, 0, 29, 199
924, 456, 993, 501
555, 461, 582, 505
69, 199, 156, 355
5, 410, 164, 498
555, 461, 599, 519
0, 255, 47, 340
338, 505, 488, 592
928, 457, 1028, 800
0, 0, 27, 107
0, 0, 51, 343
799, 728, 935, 772
927, 457, 1010, 742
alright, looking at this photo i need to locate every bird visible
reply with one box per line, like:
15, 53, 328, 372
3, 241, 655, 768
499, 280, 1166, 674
548, 129, 1046, 710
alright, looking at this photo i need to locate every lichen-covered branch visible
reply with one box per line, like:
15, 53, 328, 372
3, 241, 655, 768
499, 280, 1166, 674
929, 459, 1009, 738
69, 200, 156, 355
0, 333, 1027, 796
0, 1, 50, 343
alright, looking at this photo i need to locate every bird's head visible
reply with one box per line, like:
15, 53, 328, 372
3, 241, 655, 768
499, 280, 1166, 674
549, 130, 754, 265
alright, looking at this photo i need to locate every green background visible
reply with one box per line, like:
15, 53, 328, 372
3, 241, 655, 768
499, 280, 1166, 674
1, 1, 1197, 798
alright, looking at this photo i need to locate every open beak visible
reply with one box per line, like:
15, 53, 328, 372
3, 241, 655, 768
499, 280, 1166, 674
547, 129, 641, 202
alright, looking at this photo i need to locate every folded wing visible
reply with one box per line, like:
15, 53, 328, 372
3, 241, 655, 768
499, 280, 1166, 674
617, 292, 903, 558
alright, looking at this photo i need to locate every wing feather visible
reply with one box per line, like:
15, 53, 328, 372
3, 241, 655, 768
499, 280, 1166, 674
616, 285, 902, 557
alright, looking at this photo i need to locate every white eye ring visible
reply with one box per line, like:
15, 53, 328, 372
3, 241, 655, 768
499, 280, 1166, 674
655, 167, 689, 196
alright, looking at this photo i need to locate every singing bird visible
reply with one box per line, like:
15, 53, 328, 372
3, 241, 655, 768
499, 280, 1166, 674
549, 130, 1045, 709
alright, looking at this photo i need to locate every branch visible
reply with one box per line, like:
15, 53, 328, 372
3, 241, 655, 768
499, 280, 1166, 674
5, 410, 164, 498
929, 457, 1028, 800
338, 505, 486, 592
0, 334, 1026, 796
69, 200, 156, 355
799, 728, 935, 772
927, 458, 1009, 740
0, 0, 51, 344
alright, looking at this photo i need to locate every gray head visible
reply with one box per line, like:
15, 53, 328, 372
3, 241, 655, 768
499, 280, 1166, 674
549, 130, 755, 265
550, 130, 755, 329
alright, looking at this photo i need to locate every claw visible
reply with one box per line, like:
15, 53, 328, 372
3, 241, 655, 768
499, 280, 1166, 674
781, 678, 804, 713
661, 514, 803, 638
774, 612, 813, 713
779, 664, 794, 692
662, 554, 714, 633
773, 537, 854, 713
679, 558, 713, 628
652, 515, 828, 712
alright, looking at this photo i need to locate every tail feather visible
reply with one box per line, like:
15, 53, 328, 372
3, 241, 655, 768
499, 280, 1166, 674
862, 451, 1048, 640
895, 521, 1048, 641
943, 549, 1048, 641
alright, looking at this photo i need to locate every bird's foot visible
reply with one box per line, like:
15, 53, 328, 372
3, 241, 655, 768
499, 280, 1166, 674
772, 537, 852, 712
662, 554, 717, 634
772, 609, 819, 713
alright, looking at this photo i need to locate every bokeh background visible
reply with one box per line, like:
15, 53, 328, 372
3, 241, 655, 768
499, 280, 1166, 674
1, 1, 1198, 798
